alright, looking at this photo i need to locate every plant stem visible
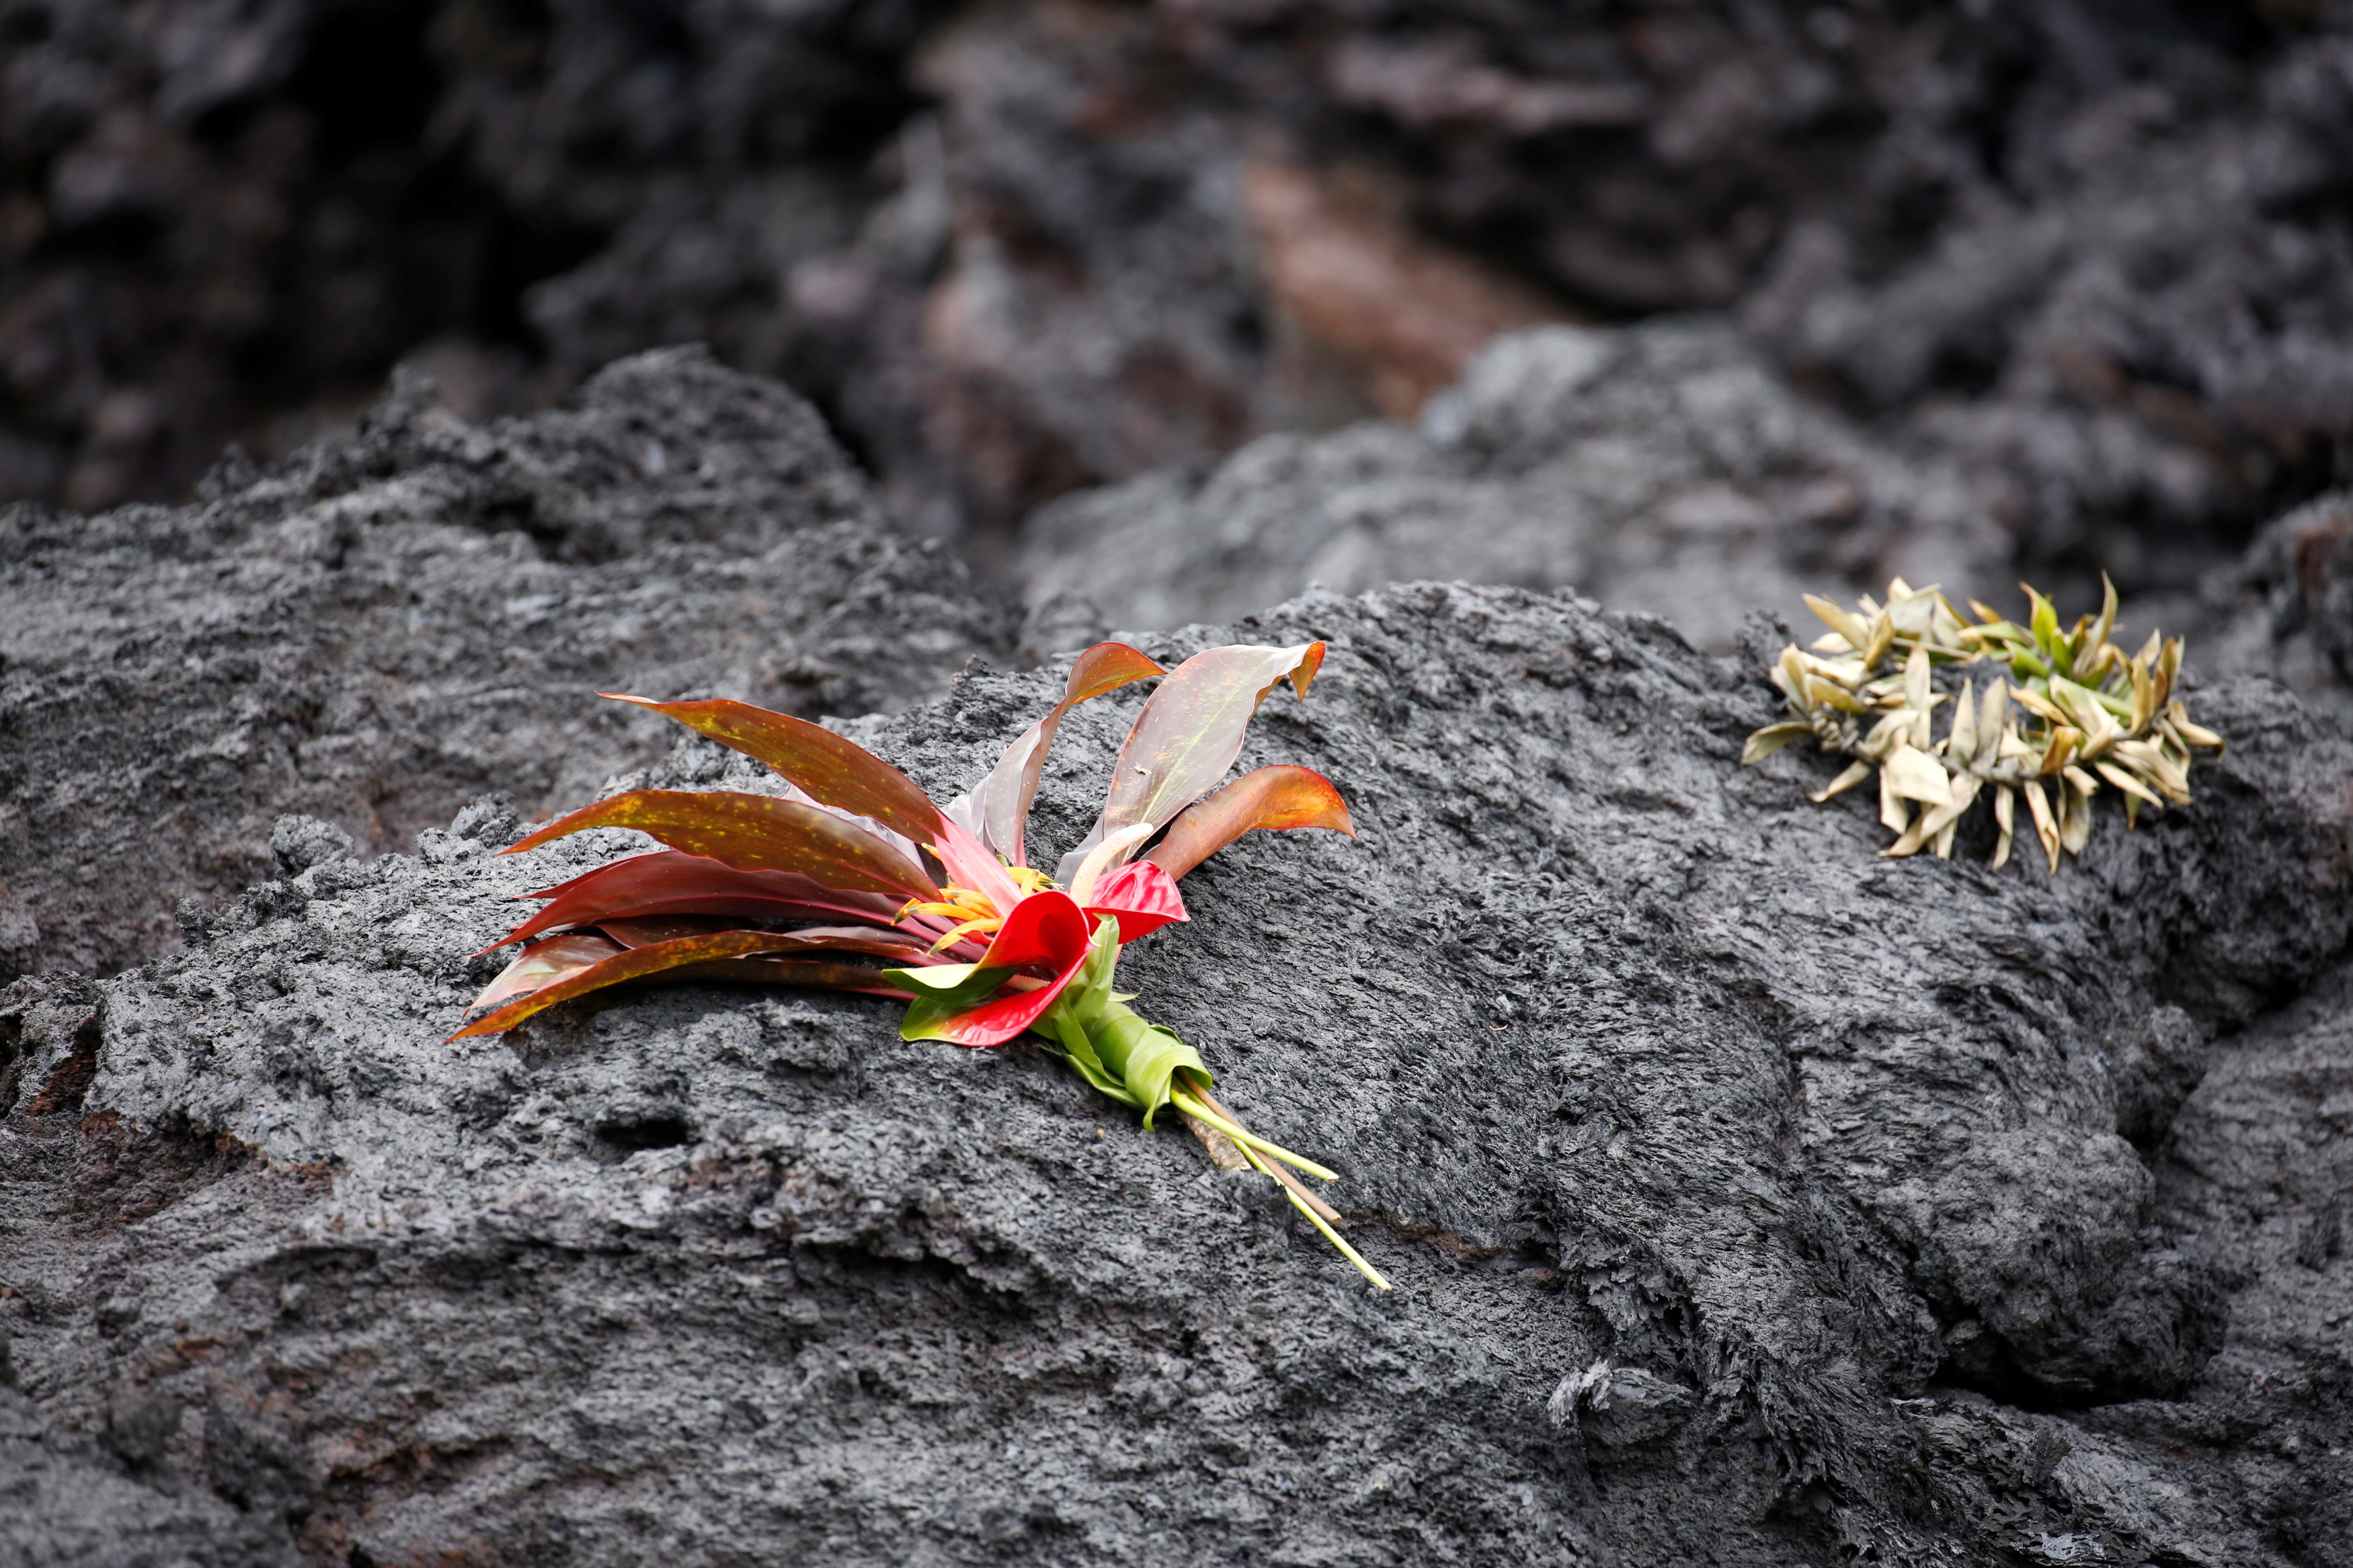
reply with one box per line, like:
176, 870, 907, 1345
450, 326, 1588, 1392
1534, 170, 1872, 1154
1236, 1143, 1392, 1291
1193, 1088, 1341, 1224
1181, 1109, 1254, 1172
1168, 1090, 1339, 1181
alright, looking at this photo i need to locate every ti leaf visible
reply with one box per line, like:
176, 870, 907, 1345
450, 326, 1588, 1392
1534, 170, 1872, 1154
602, 695, 947, 845
450, 929, 887, 1039
1144, 764, 1355, 880
946, 643, 1164, 867
1054, 641, 1327, 887
492, 851, 906, 952
504, 790, 941, 901
464, 932, 623, 1019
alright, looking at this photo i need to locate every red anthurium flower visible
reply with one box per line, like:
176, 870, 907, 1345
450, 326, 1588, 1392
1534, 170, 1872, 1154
454, 641, 1383, 1287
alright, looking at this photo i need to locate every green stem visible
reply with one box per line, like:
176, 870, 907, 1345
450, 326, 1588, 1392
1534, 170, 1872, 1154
1168, 1089, 1340, 1182
1236, 1141, 1393, 1291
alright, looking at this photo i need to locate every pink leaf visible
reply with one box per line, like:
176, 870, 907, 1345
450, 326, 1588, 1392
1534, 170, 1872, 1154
1054, 641, 1326, 886
949, 642, 1164, 866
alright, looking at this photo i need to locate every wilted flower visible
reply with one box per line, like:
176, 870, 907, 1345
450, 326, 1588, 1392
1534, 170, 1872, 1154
1743, 578, 2224, 869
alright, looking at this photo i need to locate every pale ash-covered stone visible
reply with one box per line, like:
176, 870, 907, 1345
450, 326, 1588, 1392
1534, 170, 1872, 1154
3, 580, 2348, 1566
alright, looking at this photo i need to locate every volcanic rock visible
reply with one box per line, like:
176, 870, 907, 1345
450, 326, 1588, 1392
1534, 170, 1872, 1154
2196, 489, 2353, 733
3, 575, 2347, 1565
0, 345, 1012, 981
9, 0, 2351, 601
1019, 321, 2002, 654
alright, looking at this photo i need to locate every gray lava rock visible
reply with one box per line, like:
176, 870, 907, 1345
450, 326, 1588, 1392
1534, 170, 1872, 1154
0, 345, 1014, 981
2194, 490, 2353, 733
3, 578, 2347, 1565
2149, 956, 2353, 1557
1757, 26, 2353, 603
0, 1386, 298, 1567
1020, 321, 2002, 653
1548, 1360, 1697, 1449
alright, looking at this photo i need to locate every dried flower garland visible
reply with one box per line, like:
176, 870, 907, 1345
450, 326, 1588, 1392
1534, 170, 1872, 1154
1743, 578, 2225, 869
454, 641, 1389, 1288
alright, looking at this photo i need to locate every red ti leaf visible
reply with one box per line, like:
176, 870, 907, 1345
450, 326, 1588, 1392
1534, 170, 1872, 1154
1053, 641, 1327, 886
504, 790, 939, 901
602, 695, 946, 845
1144, 766, 1356, 880
905, 891, 1096, 1046
661, 956, 914, 997
492, 852, 905, 953
450, 928, 906, 1039
948, 642, 1164, 867
594, 917, 933, 962
1082, 859, 1189, 942
465, 932, 624, 1019
592, 915, 746, 947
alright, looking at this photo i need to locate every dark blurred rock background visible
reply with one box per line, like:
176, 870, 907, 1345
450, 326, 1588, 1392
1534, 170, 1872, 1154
7, 0, 2352, 602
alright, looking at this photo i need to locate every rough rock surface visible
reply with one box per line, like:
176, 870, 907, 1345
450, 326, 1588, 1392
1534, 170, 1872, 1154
2191, 489, 2353, 733
3, 576, 2348, 1565
1020, 321, 2001, 655
0, 346, 1012, 983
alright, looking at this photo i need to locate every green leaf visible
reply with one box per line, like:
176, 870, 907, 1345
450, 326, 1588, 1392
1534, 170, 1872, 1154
1040, 1001, 1142, 1108
881, 962, 1016, 1039
1026, 919, 1207, 1122
1093, 1009, 1208, 1130
1053, 641, 1326, 886
1058, 917, 1123, 1028
504, 790, 939, 901
2026, 587, 2067, 665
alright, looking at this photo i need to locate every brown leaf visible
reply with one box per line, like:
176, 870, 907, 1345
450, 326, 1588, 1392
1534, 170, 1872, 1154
1145, 766, 1357, 880
505, 790, 939, 901
602, 695, 945, 845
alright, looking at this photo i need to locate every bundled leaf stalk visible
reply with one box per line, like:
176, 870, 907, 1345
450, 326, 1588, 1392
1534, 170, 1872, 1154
455, 641, 1390, 1289
1743, 578, 2225, 870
